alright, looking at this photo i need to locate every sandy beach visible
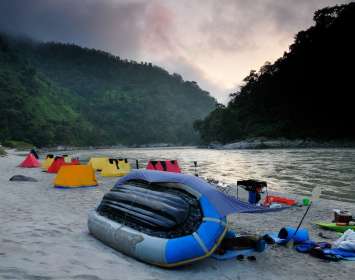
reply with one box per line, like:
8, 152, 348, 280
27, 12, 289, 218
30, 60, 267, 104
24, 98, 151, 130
1, 149, 354, 280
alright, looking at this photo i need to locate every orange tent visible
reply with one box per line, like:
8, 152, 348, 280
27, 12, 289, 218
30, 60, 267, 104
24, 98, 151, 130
18, 153, 40, 168
54, 165, 98, 188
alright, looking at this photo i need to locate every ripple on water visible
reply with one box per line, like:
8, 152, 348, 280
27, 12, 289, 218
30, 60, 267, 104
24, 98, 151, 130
70, 147, 355, 203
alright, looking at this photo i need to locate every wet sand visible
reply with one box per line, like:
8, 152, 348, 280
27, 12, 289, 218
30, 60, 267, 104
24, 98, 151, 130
1, 149, 354, 280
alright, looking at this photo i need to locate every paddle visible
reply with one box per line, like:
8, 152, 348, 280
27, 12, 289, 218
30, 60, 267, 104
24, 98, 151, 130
286, 186, 322, 248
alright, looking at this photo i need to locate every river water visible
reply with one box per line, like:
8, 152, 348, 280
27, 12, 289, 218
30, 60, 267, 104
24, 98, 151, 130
75, 147, 355, 203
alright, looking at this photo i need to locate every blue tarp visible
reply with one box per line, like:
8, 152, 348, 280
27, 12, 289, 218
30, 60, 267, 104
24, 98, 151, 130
115, 170, 287, 217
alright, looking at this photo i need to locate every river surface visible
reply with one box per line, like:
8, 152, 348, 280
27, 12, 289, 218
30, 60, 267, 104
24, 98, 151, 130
73, 147, 355, 203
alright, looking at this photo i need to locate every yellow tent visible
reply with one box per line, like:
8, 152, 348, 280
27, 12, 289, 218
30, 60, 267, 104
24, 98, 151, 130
88, 157, 109, 171
101, 159, 131, 177
41, 155, 54, 170
54, 165, 98, 188
63, 155, 72, 163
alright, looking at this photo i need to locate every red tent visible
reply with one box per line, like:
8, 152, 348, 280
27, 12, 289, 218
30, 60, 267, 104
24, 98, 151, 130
165, 160, 181, 173
47, 157, 67, 173
146, 160, 181, 173
146, 160, 164, 171
18, 153, 40, 168
47, 157, 80, 173
71, 158, 81, 165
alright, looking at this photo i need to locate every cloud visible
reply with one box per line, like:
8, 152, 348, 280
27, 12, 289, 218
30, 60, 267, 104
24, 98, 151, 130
0, 0, 352, 103
0, 0, 147, 58
200, 0, 351, 53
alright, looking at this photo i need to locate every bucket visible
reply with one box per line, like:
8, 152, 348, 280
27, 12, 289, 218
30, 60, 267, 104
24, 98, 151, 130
278, 227, 309, 243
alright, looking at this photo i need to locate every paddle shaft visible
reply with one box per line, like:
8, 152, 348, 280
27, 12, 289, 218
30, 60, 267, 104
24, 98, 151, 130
292, 202, 312, 238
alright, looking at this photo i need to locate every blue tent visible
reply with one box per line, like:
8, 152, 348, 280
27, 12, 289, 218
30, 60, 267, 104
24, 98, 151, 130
116, 170, 286, 217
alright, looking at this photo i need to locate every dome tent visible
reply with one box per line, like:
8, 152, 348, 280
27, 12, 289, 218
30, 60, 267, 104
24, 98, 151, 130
146, 160, 181, 173
54, 165, 97, 188
41, 154, 54, 170
30, 149, 39, 159
101, 158, 131, 177
18, 152, 40, 168
88, 157, 109, 171
63, 155, 71, 163
47, 156, 79, 173
47, 156, 66, 173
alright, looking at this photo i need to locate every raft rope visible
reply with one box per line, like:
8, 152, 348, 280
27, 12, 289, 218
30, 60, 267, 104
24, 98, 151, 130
192, 232, 208, 253
203, 217, 227, 227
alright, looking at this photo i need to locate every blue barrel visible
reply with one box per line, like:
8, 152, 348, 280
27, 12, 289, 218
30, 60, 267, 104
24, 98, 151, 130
278, 227, 309, 243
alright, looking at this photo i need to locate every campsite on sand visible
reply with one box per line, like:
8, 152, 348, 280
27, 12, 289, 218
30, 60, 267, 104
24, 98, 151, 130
0, 148, 354, 280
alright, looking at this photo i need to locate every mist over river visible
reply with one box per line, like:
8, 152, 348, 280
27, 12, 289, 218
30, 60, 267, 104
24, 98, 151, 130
73, 147, 355, 203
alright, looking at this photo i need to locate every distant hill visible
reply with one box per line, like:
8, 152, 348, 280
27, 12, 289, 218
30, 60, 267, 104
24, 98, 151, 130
194, 3, 355, 144
0, 35, 216, 147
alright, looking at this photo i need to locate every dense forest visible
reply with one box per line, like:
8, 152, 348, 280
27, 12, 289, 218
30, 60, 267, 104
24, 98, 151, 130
0, 35, 216, 147
194, 3, 355, 144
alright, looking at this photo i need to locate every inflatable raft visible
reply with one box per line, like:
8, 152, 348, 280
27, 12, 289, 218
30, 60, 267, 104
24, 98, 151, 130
89, 175, 227, 267
88, 170, 285, 267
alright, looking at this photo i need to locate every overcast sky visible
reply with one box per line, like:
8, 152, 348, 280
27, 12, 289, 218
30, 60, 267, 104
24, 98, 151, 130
0, 0, 351, 103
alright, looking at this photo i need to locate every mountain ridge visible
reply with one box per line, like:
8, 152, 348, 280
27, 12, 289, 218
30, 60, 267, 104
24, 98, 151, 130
0, 34, 216, 147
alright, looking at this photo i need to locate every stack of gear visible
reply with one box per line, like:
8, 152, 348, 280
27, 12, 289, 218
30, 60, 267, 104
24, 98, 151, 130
316, 210, 355, 232
266, 227, 355, 261
295, 229, 355, 261
213, 232, 267, 260
334, 209, 353, 225
237, 180, 267, 205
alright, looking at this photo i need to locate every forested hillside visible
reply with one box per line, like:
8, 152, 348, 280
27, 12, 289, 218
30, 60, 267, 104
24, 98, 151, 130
0, 36, 92, 146
0, 35, 216, 147
195, 3, 355, 144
